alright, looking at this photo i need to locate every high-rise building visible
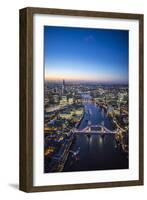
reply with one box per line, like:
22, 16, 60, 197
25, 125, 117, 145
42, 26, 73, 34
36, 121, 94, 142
62, 79, 66, 94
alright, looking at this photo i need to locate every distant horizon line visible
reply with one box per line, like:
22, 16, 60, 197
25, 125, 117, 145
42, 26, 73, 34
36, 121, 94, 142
44, 79, 128, 85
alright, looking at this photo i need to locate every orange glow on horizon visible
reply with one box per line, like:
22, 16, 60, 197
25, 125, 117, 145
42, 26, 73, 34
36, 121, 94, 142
44, 74, 122, 83
45, 74, 94, 81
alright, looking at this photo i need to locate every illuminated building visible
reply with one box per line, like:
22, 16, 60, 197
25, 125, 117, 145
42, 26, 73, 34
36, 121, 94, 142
62, 79, 66, 94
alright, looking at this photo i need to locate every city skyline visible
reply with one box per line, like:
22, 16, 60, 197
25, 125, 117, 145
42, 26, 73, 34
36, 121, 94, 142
44, 80, 129, 172
44, 26, 128, 84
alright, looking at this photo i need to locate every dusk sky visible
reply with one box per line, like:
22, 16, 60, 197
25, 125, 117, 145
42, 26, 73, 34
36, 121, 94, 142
44, 26, 128, 84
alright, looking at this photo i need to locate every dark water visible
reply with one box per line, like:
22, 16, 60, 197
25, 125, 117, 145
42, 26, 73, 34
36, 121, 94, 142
63, 95, 128, 172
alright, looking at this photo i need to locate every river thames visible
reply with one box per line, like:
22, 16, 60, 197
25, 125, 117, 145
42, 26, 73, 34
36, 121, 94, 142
63, 94, 128, 172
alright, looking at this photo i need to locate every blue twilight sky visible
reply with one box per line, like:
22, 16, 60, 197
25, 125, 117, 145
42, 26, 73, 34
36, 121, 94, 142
44, 26, 128, 84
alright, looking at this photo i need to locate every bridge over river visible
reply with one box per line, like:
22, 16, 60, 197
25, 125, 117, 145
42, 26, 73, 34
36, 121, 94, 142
75, 124, 118, 135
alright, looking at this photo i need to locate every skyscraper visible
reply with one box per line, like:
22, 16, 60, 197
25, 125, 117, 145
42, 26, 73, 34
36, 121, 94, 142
62, 79, 66, 94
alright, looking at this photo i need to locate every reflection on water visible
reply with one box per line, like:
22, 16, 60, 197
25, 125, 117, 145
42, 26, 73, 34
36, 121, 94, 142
63, 96, 128, 172
64, 133, 128, 172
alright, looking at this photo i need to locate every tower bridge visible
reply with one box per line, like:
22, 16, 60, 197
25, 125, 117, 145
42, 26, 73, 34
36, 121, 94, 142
75, 124, 118, 135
